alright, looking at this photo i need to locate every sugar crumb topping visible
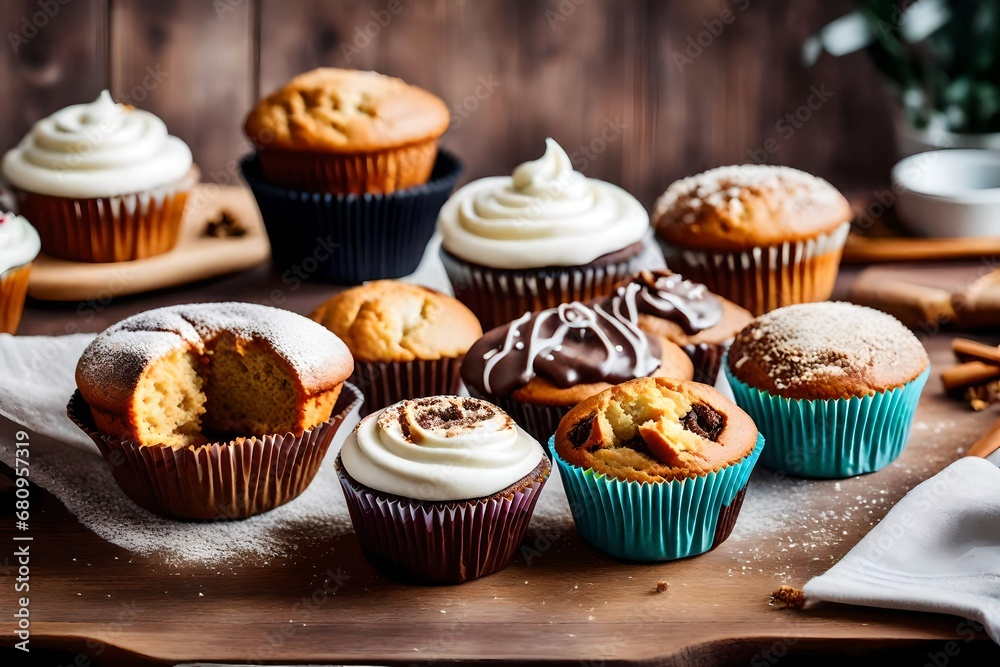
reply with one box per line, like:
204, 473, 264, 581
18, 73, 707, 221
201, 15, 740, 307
732, 302, 926, 390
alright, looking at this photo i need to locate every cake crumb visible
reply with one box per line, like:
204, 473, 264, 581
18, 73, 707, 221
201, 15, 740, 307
771, 585, 805, 609
655, 581, 669, 593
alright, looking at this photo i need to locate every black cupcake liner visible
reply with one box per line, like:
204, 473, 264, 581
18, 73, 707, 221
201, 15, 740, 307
352, 357, 464, 417
241, 150, 462, 285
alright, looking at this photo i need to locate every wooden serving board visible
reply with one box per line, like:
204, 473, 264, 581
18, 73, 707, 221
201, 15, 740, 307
1, 333, 999, 665
841, 192, 1000, 264
26, 185, 270, 301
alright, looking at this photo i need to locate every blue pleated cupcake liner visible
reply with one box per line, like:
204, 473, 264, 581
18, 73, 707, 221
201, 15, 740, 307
724, 361, 929, 479
550, 433, 764, 561
241, 150, 461, 285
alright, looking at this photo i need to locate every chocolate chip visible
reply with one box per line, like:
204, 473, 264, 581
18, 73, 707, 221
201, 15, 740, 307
567, 413, 596, 447
681, 403, 724, 442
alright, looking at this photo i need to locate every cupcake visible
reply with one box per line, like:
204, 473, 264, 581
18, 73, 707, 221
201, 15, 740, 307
438, 138, 651, 330
725, 302, 930, 479
553, 377, 763, 561
2, 91, 198, 263
0, 212, 40, 334
243, 68, 450, 195
336, 396, 550, 583
653, 165, 852, 316
241, 69, 461, 284
68, 302, 358, 520
309, 280, 482, 416
602, 270, 752, 385
461, 293, 695, 445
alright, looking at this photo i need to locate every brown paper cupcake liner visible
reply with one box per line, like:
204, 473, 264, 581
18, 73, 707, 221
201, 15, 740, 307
257, 140, 439, 195
685, 342, 726, 386
661, 223, 849, 316
66, 383, 362, 521
14, 166, 200, 263
0, 263, 32, 334
336, 455, 550, 584
352, 357, 464, 417
465, 386, 566, 451
441, 240, 652, 331
711, 485, 748, 550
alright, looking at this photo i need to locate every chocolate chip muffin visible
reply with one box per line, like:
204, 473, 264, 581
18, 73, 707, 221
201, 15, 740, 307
552, 377, 763, 561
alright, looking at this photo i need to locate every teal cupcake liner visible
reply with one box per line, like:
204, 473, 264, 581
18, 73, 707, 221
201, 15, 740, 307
550, 433, 764, 561
724, 362, 929, 479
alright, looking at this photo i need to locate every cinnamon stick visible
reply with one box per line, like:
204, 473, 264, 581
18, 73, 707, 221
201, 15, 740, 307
952, 338, 1000, 365
967, 418, 1000, 458
941, 361, 1000, 396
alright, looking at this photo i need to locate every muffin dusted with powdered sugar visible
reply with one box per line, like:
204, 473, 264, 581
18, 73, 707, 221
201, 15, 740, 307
68, 302, 358, 520
724, 302, 930, 478
653, 164, 852, 316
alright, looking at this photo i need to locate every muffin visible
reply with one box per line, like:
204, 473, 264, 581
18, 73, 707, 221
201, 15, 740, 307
602, 270, 752, 385
438, 138, 651, 330
336, 396, 550, 583
553, 377, 763, 561
654, 165, 852, 316
310, 280, 482, 416
461, 295, 694, 445
0, 212, 40, 334
241, 69, 462, 285
725, 302, 930, 478
3, 90, 198, 263
68, 302, 359, 520
243, 68, 450, 195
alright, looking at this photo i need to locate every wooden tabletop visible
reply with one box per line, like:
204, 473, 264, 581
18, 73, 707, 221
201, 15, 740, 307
3, 258, 1000, 666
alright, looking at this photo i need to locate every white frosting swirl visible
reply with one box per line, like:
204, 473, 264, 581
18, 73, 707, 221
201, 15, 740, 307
2, 91, 193, 198
438, 138, 649, 269
0, 212, 40, 274
339, 397, 545, 501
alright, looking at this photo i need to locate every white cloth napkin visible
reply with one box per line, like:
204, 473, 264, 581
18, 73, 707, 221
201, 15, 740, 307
804, 456, 1000, 643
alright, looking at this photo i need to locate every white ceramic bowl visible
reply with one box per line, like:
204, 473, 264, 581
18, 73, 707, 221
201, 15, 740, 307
891, 149, 1000, 238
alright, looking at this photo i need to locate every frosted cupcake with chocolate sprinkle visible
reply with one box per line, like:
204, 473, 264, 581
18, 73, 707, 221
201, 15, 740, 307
336, 396, 549, 583
725, 302, 930, 478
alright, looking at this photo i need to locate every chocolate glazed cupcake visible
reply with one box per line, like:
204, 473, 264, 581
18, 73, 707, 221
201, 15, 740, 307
439, 138, 652, 330
553, 377, 764, 561
336, 396, 550, 583
603, 270, 753, 385
461, 293, 694, 445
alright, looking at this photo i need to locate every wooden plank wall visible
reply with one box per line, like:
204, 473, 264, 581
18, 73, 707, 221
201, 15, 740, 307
0, 0, 895, 206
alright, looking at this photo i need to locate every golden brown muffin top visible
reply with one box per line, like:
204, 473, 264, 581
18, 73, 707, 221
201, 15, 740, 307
244, 68, 450, 153
554, 377, 758, 482
727, 302, 929, 400
309, 280, 482, 363
653, 165, 852, 251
